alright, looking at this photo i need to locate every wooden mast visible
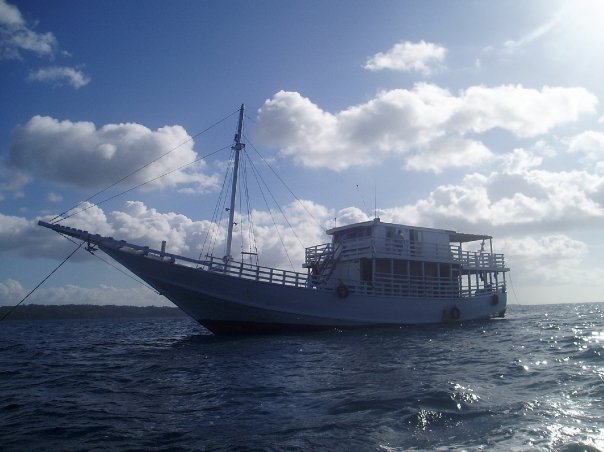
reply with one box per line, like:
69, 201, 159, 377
224, 104, 245, 262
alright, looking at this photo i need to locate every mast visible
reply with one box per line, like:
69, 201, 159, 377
224, 104, 245, 262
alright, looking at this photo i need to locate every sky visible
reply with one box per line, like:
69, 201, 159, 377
2, 0, 604, 307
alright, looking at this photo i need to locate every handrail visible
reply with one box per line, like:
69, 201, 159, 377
38, 220, 311, 288
323, 275, 506, 299
39, 220, 508, 298
202, 254, 308, 287
311, 236, 507, 270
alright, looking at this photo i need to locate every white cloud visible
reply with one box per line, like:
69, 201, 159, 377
503, 234, 604, 287
452, 85, 596, 137
0, 0, 57, 59
28, 66, 91, 89
4, 164, 604, 303
3, 198, 333, 271
0, 278, 24, 303
47, 192, 62, 202
0, 204, 113, 260
501, 14, 561, 55
381, 165, 604, 233
5, 115, 219, 195
500, 148, 544, 173
364, 40, 446, 75
404, 136, 493, 173
0, 279, 169, 306
254, 85, 596, 172
568, 130, 604, 164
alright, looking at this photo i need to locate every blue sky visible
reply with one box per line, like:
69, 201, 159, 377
2, 0, 604, 306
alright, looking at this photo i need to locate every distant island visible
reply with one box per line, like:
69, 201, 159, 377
0, 304, 187, 321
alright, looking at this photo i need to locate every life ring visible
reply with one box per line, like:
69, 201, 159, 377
491, 294, 499, 305
336, 284, 349, 299
450, 306, 461, 320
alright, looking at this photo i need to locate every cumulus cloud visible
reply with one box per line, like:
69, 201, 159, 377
4, 197, 334, 272
5, 115, 219, 195
364, 40, 446, 75
0, 0, 57, 59
5, 163, 604, 302
0, 204, 113, 260
0, 279, 169, 306
568, 130, 604, 167
28, 65, 91, 89
254, 85, 596, 172
404, 136, 493, 173
378, 163, 604, 234
503, 234, 604, 287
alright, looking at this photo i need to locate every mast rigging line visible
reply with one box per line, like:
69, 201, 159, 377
52, 144, 232, 223
50, 108, 241, 224
243, 151, 297, 271
0, 242, 83, 322
243, 134, 327, 233
58, 232, 161, 295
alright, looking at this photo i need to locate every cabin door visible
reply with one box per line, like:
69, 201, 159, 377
360, 258, 373, 282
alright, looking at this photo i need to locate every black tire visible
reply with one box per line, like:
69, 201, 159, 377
450, 306, 461, 320
491, 294, 499, 305
336, 284, 349, 299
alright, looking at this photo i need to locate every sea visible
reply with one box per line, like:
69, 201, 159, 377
1, 303, 603, 452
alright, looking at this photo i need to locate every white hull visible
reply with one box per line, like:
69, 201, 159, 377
102, 245, 507, 334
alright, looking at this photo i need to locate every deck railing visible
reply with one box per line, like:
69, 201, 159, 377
38, 222, 506, 299
323, 275, 506, 299
306, 237, 507, 270
200, 254, 309, 287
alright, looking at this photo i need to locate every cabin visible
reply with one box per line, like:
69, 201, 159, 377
305, 218, 507, 299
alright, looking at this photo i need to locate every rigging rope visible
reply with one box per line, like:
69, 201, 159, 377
50, 109, 240, 224
0, 242, 83, 322
54, 145, 231, 223
244, 134, 326, 233
241, 156, 260, 264
244, 152, 296, 271
59, 233, 160, 295
197, 149, 233, 262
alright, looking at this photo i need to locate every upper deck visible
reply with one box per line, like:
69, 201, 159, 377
308, 218, 507, 271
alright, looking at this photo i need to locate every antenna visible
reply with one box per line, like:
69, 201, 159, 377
374, 182, 378, 220
374, 183, 376, 219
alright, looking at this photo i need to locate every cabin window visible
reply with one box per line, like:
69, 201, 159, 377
360, 258, 373, 281
410, 261, 422, 276
393, 260, 406, 276
375, 258, 390, 274
336, 227, 371, 241
425, 262, 438, 277
439, 264, 451, 278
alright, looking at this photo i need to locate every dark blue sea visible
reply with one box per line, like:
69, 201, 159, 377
1, 304, 603, 451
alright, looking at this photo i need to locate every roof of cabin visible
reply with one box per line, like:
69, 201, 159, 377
326, 218, 492, 243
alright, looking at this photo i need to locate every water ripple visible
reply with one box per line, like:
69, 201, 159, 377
0, 305, 603, 450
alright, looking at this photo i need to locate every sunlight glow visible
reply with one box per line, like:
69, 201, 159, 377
560, 0, 604, 46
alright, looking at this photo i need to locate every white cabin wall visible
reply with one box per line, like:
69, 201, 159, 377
421, 231, 449, 246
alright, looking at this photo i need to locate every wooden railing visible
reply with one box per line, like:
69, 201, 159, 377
307, 237, 507, 270
200, 254, 309, 287
323, 274, 506, 299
